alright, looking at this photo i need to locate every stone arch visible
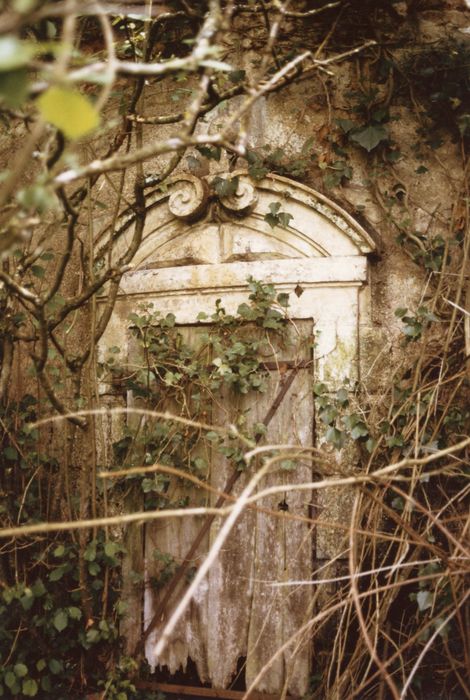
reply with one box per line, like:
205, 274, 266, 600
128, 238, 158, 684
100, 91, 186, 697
100, 171, 376, 274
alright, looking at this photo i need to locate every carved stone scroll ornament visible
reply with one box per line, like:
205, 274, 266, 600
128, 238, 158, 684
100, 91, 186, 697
167, 174, 258, 222
167, 175, 210, 221
219, 177, 258, 215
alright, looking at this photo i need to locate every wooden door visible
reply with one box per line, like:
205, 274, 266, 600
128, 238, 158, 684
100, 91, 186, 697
125, 312, 314, 697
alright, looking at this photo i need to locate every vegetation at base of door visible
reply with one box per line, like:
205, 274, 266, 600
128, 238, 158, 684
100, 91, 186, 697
0, 526, 123, 697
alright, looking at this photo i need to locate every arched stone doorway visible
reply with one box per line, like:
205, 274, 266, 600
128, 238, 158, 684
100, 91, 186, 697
98, 172, 376, 697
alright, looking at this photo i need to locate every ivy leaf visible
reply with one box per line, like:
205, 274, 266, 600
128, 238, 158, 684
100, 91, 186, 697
88, 561, 100, 575
53, 609, 68, 632
336, 387, 349, 406
32, 579, 46, 597
67, 606, 82, 620
53, 544, 65, 558
37, 87, 100, 140
325, 426, 346, 449
278, 211, 293, 228
313, 383, 328, 397
22, 679, 39, 697
0, 68, 29, 107
417, 590, 433, 612
350, 125, 388, 152
351, 422, 369, 440
5, 671, 18, 690
48, 564, 68, 581
84, 540, 97, 561
14, 663, 28, 678
3, 446, 18, 460
264, 213, 279, 229
31, 265, 45, 279
197, 145, 221, 161
394, 307, 408, 318
104, 541, 120, 558
212, 176, 238, 196
48, 659, 63, 675
335, 118, 355, 133
85, 628, 101, 644
319, 406, 338, 425
268, 201, 281, 215
228, 69, 246, 83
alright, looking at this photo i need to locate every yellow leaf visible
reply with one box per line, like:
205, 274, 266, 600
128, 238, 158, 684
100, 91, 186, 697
37, 86, 100, 140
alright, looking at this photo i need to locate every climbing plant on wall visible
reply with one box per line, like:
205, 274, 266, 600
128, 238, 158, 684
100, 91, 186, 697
0, 1, 468, 698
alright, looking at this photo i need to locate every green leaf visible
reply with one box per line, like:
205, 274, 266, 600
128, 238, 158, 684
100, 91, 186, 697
3, 446, 18, 460
197, 145, 221, 161
48, 659, 63, 675
67, 606, 82, 620
351, 423, 369, 440
319, 406, 338, 425
20, 589, 34, 611
0, 37, 34, 71
325, 426, 346, 449
0, 68, 29, 107
5, 672, 18, 691
394, 307, 408, 318
391, 496, 405, 511
194, 457, 207, 472
417, 589, 433, 612
53, 544, 65, 558
228, 69, 246, 83
31, 265, 45, 279
278, 211, 293, 228
104, 541, 119, 558
212, 175, 238, 196
264, 213, 279, 229
14, 663, 28, 678
84, 540, 97, 561
53, 609, 68, 632
22, 679, 38, 697
48, 564, 67, 582
41, 676, 52, 692
85, 628, 101, 644
88, 561, 101, 575
313, 382, 328, 396
36, 659, 47, 672
37, 87, 100, 140
350, 125, 388, 152
32, 579, 46, 597
335, 118, 355, 133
